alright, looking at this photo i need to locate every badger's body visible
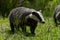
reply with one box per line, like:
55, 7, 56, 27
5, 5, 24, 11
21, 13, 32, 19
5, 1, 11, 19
54, 5, 60, 26
9, 7, 45, 36
9, 7, 37, 26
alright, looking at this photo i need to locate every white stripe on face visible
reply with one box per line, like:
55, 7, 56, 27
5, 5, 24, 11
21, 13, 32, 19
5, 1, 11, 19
26, 13, 40, 21
25, 13, 32, 18
26, 11, 45, 22
36, 11, 45, 22
56, 12, 60, 18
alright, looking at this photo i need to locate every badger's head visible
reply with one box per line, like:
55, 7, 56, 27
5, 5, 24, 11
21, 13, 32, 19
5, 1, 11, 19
26, 10, 45, 23
55, 12, 60, 21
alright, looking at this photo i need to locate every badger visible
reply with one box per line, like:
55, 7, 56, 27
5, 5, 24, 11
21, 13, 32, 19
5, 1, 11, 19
54, 5, 60, 26
9, 7, 45, 36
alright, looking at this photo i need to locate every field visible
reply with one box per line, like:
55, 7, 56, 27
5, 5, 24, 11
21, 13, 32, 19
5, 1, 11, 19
0, 17, 60, 40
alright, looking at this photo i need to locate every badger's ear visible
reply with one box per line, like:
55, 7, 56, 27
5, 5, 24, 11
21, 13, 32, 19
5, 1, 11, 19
39, 10, 42, 12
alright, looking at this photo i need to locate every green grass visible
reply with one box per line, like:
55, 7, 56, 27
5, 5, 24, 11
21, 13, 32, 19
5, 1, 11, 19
0, 18, 60, 40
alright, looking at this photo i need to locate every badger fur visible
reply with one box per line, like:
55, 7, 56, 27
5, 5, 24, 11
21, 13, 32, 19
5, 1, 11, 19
54, 5, 60, 26
9, 7, 45, 36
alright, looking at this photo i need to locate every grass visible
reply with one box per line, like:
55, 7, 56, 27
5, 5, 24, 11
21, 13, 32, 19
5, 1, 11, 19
0, 17, 60, 40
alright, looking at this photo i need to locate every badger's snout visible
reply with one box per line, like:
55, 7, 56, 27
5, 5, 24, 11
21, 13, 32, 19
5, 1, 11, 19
40, 19, 45, 24
39, 20, 45, 24
42, 21, 45, 24
40, 20, 45, 23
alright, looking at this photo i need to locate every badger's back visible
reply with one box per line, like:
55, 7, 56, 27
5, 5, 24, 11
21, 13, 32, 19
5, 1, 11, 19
54, 5, 60, 14
9, 7, 36, 17
54, 5, 60, 23
9, 7, 36, 25
54, 5, 60, 17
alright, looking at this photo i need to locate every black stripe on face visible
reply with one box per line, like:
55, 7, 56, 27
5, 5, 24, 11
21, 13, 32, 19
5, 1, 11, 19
32, 12, 42, 21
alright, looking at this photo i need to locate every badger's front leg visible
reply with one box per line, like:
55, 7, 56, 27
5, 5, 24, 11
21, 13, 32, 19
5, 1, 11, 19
30, 26, 37, 35
30, 23, 37, 36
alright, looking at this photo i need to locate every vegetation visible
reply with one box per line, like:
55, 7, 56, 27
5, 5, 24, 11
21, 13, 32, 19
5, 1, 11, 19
0, 18, 60, 40
0, 0, 60, 18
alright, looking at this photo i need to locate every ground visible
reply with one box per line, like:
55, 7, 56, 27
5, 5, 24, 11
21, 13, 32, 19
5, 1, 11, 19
0, 17, 60, 40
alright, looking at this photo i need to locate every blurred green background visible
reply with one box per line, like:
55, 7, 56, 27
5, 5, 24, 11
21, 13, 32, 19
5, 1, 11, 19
0, 0, 60, 18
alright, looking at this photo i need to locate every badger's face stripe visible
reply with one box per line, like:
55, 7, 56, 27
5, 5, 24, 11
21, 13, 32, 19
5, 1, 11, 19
32, 12, 42, 21
37, 11, 45, 22
26, 13, 39, 21
56, 12, 60, 18
32, 11, 45, 22
25, 11, 45, 23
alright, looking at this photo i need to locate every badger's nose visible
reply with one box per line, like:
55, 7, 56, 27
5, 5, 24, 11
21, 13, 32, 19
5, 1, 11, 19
42, 21, 45, 24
